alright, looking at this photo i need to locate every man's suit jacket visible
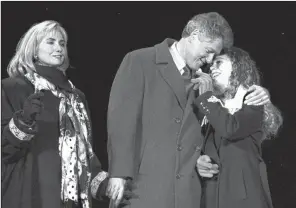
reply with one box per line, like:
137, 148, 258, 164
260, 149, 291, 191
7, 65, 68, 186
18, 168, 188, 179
195, 91, 273, 208
107, 39, 204, 208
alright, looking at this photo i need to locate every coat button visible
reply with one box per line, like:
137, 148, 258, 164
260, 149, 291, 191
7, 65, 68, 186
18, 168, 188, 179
177, 145, 183, 151
174, 118, 181, 123
65, 130, 71, 136
176, 174, 181, 179
195, 146, 201, 152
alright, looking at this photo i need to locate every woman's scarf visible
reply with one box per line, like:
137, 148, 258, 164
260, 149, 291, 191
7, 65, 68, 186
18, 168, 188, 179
25, 72, 94, 208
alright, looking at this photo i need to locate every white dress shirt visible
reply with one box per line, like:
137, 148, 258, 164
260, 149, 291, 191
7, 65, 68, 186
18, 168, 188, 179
169, 42, 186, 75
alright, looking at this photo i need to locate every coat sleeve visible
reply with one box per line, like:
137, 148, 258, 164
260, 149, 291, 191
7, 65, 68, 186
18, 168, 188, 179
194, 91, 263, 140
1, 80, 37, 165
107, 52, 144, 179
75, 89, 109, 200
1, 78, 37, 197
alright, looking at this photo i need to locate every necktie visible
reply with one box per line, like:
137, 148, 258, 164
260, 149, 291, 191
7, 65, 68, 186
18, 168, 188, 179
182, 66, 193, 97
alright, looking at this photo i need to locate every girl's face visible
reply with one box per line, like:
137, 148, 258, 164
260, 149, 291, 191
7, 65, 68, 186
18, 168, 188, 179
210, 54, 233, 91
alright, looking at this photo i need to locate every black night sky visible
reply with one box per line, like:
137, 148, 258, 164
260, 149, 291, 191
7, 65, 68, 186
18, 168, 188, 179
2, 1, 296, 208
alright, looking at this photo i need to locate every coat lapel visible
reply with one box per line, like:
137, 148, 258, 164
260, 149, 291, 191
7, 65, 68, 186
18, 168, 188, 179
202, 124, 221, 164
155, 39, 187, 110
181, 89, 195, 127
206, 129, 221, 165
178, 89, 201, 142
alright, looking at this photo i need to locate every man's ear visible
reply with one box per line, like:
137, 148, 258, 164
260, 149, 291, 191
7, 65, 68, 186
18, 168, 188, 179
190, 29, 200, 41
186, 35, 194, 43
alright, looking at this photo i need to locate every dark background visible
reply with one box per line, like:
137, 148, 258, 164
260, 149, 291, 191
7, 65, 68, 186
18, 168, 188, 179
2, 2, 296, 208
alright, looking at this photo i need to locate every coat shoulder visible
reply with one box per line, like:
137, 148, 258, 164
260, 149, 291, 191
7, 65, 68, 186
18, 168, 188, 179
75, 88, 85, 98
129, 46, 156, 63
75, 88, 87, 104
2, 76, 28, 87
2, 76, 33, 94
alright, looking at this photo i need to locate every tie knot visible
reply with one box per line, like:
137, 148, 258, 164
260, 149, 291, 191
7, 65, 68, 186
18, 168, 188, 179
182, 66, 192, 79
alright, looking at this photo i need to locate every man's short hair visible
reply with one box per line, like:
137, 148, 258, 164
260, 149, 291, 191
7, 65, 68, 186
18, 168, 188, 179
182, 12, 234, 48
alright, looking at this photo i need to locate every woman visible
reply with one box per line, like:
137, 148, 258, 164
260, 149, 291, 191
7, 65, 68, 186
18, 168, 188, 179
194, 47, 283, 208
1, 20, 113, 208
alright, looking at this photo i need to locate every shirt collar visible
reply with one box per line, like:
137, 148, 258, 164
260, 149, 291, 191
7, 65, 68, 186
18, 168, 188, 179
169, 42, 186, 75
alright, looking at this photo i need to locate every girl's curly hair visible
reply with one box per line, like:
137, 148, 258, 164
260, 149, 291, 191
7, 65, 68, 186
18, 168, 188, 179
222, 47, 283, 140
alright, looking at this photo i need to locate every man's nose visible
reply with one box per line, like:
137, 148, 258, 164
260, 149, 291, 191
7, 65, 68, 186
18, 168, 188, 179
206, 53, 215, 63
209, 65, 214, 72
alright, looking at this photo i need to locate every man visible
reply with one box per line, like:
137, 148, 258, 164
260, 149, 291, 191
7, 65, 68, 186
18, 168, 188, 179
106, 12, 270, 208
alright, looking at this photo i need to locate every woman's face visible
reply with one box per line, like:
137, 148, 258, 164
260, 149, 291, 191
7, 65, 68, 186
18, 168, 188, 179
36, 31, 66, 67
210, 54, 233, 91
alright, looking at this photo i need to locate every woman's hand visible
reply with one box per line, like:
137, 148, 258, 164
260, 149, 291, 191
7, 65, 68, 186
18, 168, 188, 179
21, 91, 44, 125
106, 177, 127, 207
191, 70, 213, 95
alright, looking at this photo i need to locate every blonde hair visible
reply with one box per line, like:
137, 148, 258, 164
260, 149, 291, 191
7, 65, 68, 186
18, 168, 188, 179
7, 20, 69, 77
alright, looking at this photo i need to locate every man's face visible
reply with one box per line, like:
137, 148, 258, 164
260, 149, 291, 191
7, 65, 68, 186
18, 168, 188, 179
210, 54, 233, 94
184, 32, 223, 71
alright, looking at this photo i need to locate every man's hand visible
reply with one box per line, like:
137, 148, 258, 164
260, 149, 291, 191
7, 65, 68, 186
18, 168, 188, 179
244, 85, 270, 105
191, 70, 213, 95
196, 155, 219, 178
106, 177, 126, 207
